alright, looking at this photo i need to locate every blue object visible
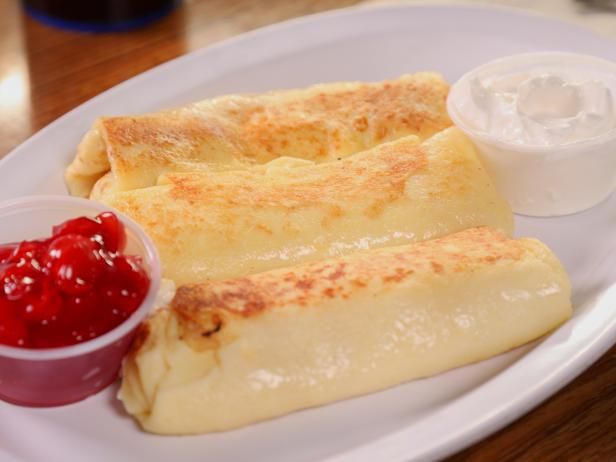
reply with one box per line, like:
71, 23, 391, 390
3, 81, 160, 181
24, 0, 180, 33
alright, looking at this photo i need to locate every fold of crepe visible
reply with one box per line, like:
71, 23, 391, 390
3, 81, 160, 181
119, 226, 572, 435
97, 128, 513, 284
65, 73, 451, 197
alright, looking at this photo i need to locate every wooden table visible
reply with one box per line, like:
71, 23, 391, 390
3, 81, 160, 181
0, 0, 614, 459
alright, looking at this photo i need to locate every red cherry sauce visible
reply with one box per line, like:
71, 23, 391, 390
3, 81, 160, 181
0, 212, 149, 348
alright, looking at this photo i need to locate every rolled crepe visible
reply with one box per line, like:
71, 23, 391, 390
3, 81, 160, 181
66, 73, 451, 197
98, 128, 513, 284
119, 226, 572, 435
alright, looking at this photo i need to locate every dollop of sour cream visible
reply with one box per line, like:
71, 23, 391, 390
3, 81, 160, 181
448, 52, 616, 217
465, 72, 616, 146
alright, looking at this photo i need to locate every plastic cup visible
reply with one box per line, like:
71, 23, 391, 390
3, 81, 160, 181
447, 52, 616, 217
0, 195, 161, 407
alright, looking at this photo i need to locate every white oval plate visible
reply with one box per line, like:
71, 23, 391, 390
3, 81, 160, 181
1, 5, 615, 462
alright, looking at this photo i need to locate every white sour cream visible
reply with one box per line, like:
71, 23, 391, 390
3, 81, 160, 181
468, 73, 616, 146
448, 52, 616, 217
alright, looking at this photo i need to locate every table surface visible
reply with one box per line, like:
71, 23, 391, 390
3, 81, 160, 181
0, 0, 615, 460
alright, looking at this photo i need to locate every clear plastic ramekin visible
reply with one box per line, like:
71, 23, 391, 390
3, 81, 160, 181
447, 52, 616, 217
0, 195, 161, 407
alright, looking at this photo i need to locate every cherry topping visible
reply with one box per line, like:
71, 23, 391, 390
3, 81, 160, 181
6, 240, 48, 271
1, 264, 41, 301
0, 300, 27, 347
44, 234, 103, 296
0, 243, 17, 264
99, 255, 149, 316
97, 211, 126, 253
0, 211, 148, 349
20, 281, 63, 322
52, 216, 101, 240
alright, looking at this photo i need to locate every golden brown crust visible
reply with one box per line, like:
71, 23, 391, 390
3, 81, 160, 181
68, 73, 451, 196
103, 74, 449, 160
162, 136, 425, 207
100, 127, 513, 286
129, 320, 151, 354
157, 226, 543, 352
167, 227, 527, 349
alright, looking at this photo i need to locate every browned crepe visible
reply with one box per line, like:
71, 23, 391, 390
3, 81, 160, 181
66, 73, 451, 197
